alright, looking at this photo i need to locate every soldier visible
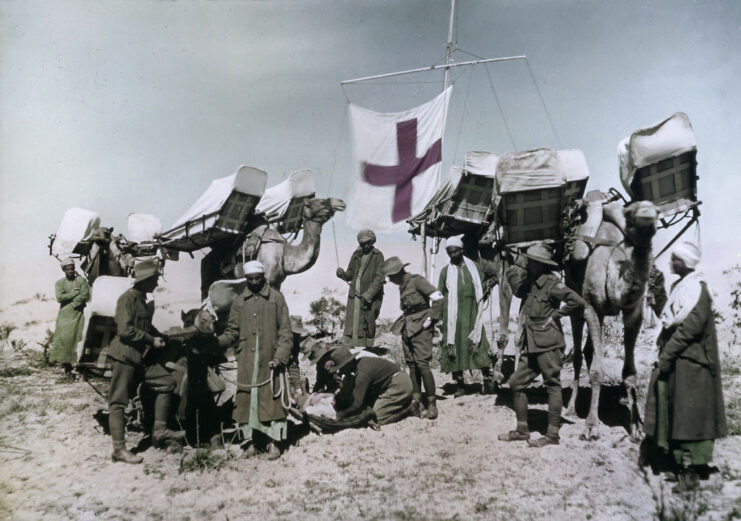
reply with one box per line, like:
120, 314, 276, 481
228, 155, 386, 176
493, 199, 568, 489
498, 242, 584, 447
336, 229, 385, 348
385, 257, 444, 419
50, 258, 89, 382
438, 235, 495, 396
329, 346, 414, 425
108, 259, 184, 464
217, 260, 292, 460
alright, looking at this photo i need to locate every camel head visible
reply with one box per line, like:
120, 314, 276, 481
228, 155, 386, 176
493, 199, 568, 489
303, 197, 346, 224
623, 200, 658, 249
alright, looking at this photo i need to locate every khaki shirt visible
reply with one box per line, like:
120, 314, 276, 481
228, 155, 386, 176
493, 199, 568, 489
392, 273, 443, 337
108, 287, 160, 366
507, 270, 584, 353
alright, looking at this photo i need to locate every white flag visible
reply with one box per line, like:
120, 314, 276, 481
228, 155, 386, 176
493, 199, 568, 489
346, 87, 452, 231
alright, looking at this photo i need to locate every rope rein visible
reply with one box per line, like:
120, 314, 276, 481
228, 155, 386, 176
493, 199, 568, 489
219, 367, 291, 410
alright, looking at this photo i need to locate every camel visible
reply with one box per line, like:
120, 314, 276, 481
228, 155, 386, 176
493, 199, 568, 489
564, 200, 658, 441
200, 197, 346, 296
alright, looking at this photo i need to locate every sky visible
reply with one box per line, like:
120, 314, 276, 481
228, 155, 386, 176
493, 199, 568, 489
1, 0, 740, 267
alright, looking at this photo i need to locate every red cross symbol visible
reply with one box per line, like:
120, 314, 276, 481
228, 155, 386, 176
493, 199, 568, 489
362, 118, 442, 222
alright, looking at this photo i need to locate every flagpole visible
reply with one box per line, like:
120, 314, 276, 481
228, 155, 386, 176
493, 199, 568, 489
429, 0, 457, 284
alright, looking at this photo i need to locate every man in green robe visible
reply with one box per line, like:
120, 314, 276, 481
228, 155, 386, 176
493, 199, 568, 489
438, 236, 495, 396
336, 229, 385, 348
50, 258, 89, 381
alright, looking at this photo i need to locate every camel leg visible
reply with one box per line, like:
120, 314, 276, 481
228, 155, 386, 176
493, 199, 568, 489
564, 312, 585, 418
581, 304, 604, 441
492, 269, 513, 383
622, 305, 643, 443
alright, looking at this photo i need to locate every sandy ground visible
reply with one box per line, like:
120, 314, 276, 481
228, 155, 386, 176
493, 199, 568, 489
1, 241, 740, 521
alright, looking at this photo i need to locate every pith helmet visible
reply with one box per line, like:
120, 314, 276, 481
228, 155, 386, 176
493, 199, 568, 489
134, 258, 161, 283
522, 242, 558, 267
383, 256, 409, 277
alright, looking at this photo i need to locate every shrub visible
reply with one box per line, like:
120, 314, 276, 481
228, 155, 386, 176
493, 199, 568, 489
308, 289, 345, 339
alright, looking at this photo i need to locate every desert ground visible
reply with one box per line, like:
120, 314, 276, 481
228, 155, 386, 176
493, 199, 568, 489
0, 242, 739, 521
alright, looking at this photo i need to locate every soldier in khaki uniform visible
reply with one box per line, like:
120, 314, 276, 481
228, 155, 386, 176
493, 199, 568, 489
107, 259, 184, 464
385, 257, 444, 419
498, 243, 584, 447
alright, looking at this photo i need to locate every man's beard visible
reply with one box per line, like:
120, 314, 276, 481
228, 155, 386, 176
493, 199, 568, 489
247, 280, 265, 293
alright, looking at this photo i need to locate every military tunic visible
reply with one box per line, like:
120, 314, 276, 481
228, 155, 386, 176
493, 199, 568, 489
50, 275, 89, 364
391, 273, 443, 364
107, 287, 175, 449
218, 284, 292, 424
340, 248, 385, 346
438, 262, 491, 373
505, 269, 584, 392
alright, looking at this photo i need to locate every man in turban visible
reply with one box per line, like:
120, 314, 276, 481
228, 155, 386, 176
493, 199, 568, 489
217, 260, 293, 460
642, 242, 727, 492
438, 236, 495, 396
50, 258, 89, 382
336, 229, 385, 349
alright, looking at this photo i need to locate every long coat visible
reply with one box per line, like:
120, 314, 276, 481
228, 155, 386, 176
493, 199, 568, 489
644, 282, 727, 441
218, 284, 292, 424
340, 248, 385, 341
50, 275, 89, 364
438, 262, 491, 373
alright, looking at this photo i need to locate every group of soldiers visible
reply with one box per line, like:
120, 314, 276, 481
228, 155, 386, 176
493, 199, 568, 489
50, 229, 726, 491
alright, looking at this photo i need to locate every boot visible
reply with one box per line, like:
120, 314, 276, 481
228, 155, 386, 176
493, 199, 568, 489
407, 398, 424, 418
152, 428, 186, 448
111, 448, 143, 464
498, 429, 530, 441
242, 443, 258, 458
266, 442, 281, 460
527, 435, 559, 448
423, 397, 438, 420
482, 378, 497, 395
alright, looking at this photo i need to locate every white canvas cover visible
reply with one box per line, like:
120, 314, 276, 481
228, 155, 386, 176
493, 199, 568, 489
346, 86, 453, 231
496, 148, 563, 193
618, 112, 696, 196
52, 207, 101, 257
255, 169, 316, 221
463, 151, 498, 178
75, 275, 135, 362
127, 213, 162, 243
557, 149, 590, 182
167, 165, 267, 233
208, 278, 247, 315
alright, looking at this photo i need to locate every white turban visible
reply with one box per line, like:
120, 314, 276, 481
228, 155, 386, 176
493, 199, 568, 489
60, 257, 75, 268
243, 260, 265, 275
445, 235, 464, 250
672, 241, 701, 269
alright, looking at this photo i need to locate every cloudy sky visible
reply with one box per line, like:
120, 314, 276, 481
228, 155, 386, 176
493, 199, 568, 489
1, 0, 739, 266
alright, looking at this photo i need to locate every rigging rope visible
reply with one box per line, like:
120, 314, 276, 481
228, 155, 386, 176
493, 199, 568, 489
456, 47, 518, 151
452, 65, 474, 162
524, 57, 562, 148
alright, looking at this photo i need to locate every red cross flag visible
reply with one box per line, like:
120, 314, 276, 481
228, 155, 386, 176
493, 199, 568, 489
346, 87, 452, 231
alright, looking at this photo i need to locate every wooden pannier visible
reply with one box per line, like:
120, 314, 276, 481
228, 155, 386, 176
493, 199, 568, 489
630, 150, 697, 210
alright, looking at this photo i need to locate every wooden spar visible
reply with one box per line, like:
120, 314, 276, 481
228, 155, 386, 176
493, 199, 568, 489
340, 55, 527, 85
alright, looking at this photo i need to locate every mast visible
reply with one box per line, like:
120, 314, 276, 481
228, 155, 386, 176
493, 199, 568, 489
429, 0, 457, 282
